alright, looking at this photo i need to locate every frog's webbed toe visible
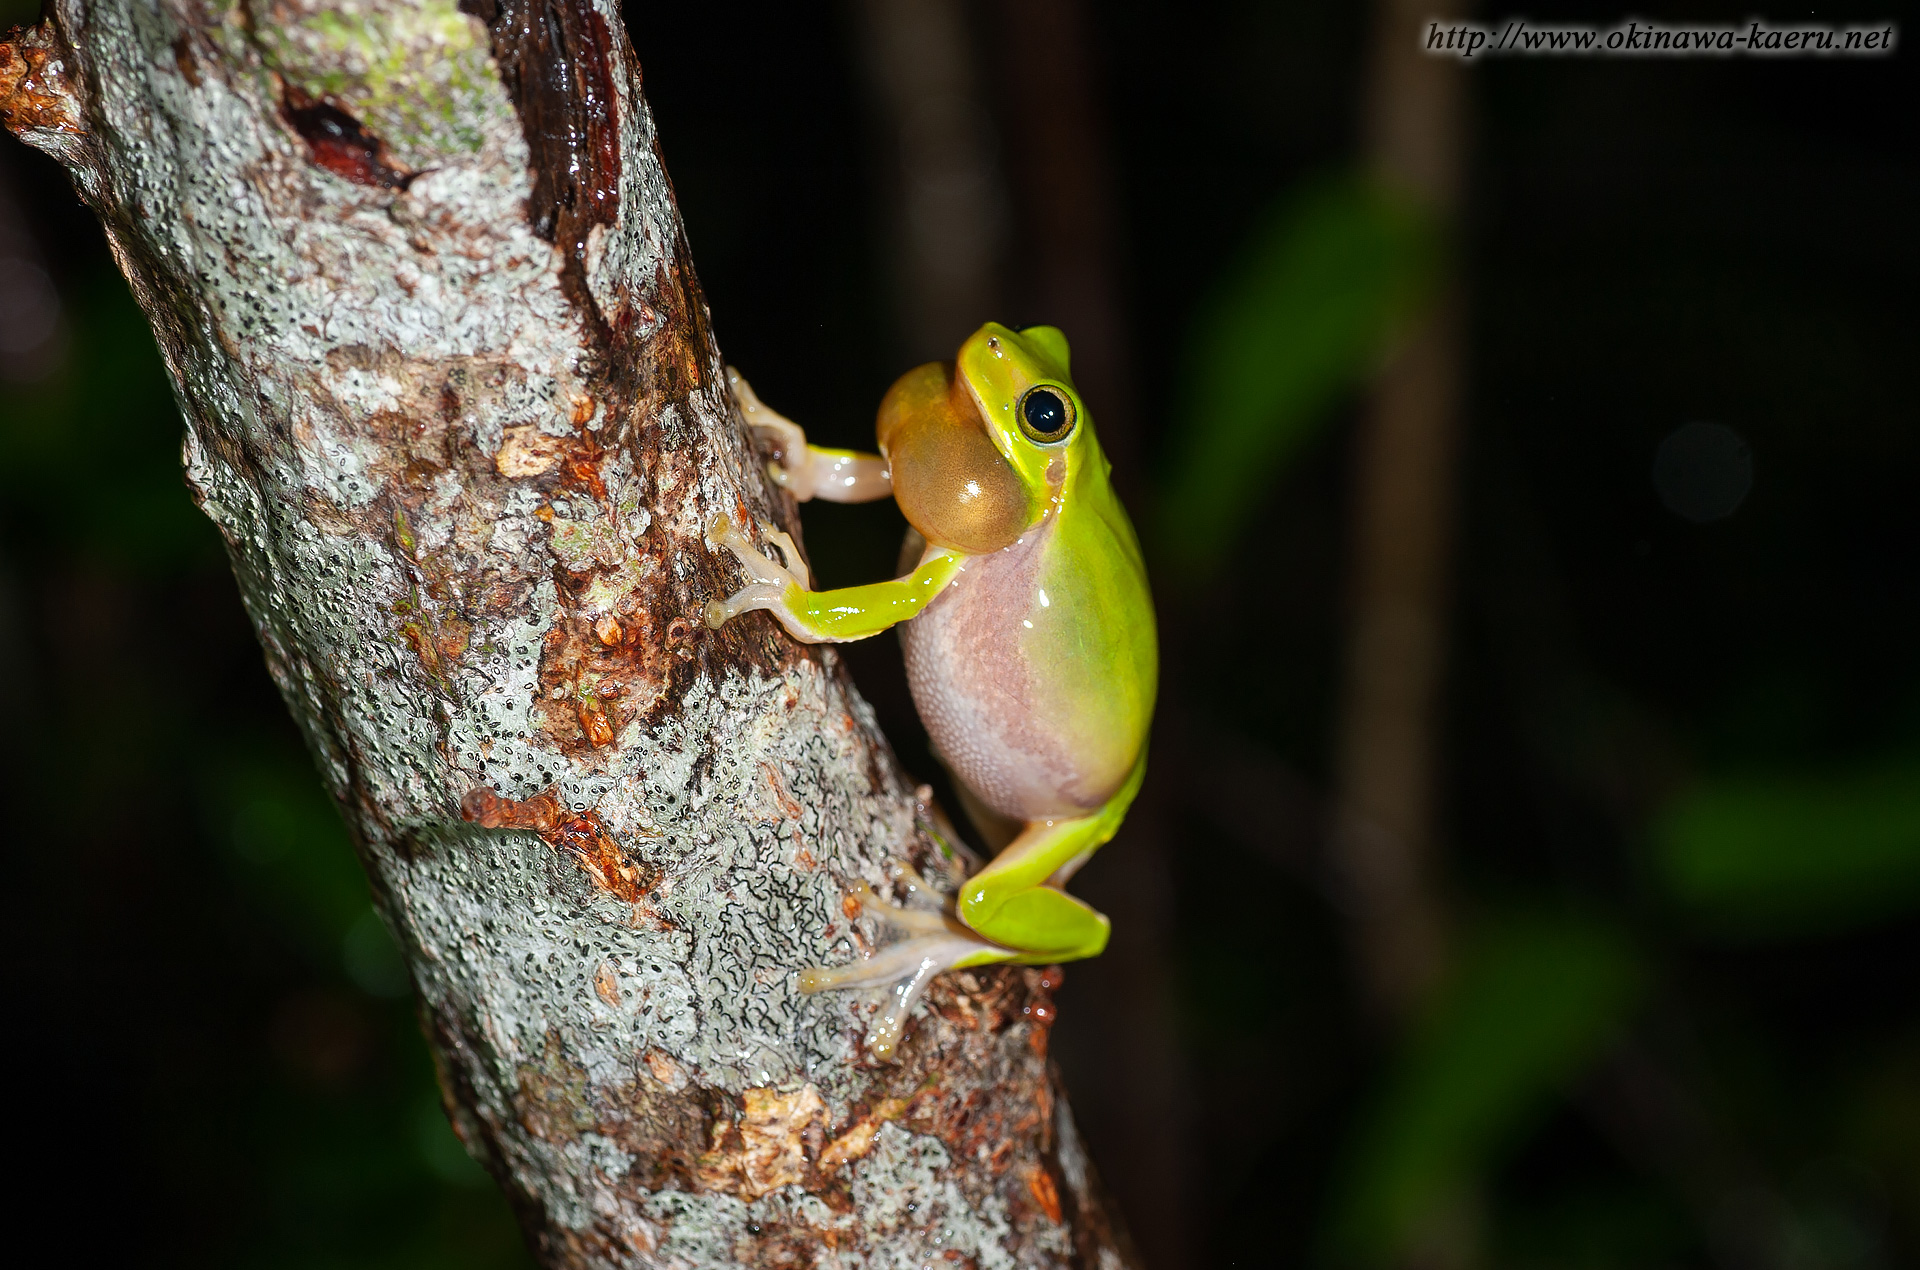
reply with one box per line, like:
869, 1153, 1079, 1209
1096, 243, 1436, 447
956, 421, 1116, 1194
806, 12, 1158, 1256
704, 513, 817, 635
800, 882, 1008, 1060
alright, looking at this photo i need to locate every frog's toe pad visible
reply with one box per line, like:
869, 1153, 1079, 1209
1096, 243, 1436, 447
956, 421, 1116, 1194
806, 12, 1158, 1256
705, 580, 789, 630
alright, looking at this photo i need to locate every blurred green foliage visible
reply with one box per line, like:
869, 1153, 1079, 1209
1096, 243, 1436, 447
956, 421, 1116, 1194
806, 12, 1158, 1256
1155, 175, 1437, 571
0, 272, 214, 570
1158, 61, 1920, 1255
1653, 758, 1920, 936
204, 749, 527, 1270
1328, 915, 1643, 1266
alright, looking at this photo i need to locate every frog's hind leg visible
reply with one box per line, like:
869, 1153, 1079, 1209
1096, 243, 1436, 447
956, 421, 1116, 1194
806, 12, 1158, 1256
953, 752, 1147, 962
799, 884, 1012, 1060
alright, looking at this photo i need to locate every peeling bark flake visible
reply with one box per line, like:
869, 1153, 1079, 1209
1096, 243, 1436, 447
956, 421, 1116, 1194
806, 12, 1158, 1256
462, 787, 658, 903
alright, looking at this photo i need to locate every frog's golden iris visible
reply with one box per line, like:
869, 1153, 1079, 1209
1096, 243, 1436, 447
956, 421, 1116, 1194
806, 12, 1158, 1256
1016, 383, 1076, 444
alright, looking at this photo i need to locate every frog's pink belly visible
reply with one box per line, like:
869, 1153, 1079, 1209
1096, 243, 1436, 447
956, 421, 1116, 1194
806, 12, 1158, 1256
900, 535, 1138, 821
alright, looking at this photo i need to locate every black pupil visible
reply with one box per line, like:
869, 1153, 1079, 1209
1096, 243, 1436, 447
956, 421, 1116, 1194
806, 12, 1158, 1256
1023, 389, 1068, 437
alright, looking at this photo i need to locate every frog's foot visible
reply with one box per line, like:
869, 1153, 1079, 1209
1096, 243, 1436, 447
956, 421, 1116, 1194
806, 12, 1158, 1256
728, 367, 811, 487
799, 883, 1013, 1060
704, 513, 818, 636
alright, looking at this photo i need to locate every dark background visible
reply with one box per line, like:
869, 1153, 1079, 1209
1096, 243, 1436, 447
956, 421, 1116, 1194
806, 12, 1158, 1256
2, 1, 1917, 1266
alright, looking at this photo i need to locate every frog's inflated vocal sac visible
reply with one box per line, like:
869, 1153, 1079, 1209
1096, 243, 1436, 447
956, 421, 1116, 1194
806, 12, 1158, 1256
705, 322, 1157, 1058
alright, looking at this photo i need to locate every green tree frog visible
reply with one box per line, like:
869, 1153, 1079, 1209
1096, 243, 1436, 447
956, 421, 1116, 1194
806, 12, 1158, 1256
706, 322, 1157, 1057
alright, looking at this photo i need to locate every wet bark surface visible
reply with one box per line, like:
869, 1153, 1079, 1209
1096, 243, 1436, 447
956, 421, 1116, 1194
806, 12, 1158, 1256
0, 1, 1130, 1264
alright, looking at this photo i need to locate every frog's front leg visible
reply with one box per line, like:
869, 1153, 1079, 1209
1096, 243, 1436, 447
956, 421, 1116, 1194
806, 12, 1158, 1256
728, 368, 892, 503
704, 514, 965, 643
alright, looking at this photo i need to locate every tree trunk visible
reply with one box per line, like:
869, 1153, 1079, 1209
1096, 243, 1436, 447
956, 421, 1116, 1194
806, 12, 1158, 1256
0, 2, 1131, 1264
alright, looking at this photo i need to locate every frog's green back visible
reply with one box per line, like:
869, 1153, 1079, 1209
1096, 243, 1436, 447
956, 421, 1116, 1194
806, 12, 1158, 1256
1032, 432, 1159, 792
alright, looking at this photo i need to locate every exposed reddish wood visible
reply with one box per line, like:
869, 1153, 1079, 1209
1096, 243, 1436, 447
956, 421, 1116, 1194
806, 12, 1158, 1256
460, 0, 620, 291
0, 24, 82, 136
279, 83, 414, 189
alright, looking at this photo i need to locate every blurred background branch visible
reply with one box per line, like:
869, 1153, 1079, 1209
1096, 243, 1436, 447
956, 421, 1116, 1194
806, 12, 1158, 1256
1330, 0, 1467, 1032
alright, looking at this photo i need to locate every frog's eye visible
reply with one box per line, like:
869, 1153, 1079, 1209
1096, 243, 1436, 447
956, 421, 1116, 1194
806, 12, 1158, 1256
1017, 385, 1076, 445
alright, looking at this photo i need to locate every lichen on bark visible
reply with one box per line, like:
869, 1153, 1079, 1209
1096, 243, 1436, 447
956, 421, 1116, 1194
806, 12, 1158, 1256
0, 0, 1132, 1263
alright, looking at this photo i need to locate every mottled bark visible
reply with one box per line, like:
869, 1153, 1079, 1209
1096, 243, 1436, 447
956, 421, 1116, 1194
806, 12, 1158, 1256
0, 1, 1129, 1264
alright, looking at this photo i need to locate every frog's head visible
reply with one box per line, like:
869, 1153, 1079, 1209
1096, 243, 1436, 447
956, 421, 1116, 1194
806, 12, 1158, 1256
876, 322, 1101, 555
